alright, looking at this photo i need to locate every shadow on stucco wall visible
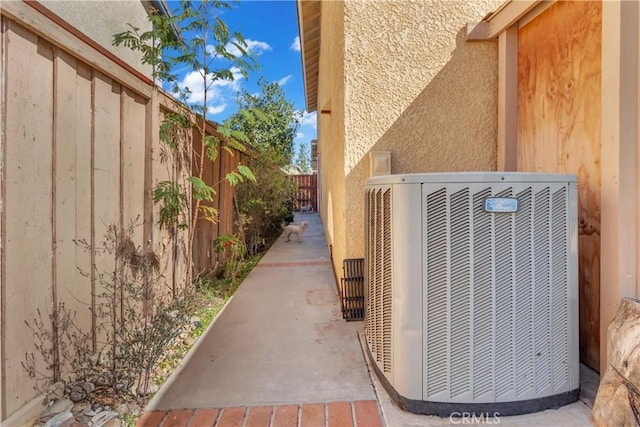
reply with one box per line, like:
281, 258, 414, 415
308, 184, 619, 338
342, 27, 499, 259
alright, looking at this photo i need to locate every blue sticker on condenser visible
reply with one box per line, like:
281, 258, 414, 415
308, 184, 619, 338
484, 197, 518, 213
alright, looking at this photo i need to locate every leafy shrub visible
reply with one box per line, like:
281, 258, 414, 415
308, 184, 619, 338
235, 149, 296, 255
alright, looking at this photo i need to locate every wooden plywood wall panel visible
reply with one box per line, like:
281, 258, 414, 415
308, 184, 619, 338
517, 1, 602, 370
3, 23, 54, 414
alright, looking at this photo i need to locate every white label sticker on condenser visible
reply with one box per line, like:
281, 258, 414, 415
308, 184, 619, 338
484, 197, 518, 213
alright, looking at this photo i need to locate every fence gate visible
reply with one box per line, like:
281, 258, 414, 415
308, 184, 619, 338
290, 174, 317, 212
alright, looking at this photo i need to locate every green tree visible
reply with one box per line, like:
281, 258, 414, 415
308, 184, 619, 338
234, 150, 297, 255
114, 0, 257, 283
226, 79, 301, 251
227, 77, 301, 165
294, 143, 311, 174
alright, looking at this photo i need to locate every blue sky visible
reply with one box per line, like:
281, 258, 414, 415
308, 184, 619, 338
165, 0, 317, 160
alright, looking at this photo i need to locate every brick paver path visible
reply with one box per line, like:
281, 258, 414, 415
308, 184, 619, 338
136, 400, 382, 427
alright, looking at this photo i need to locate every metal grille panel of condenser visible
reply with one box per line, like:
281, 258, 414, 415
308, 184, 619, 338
382, 189, 392, 374
364, 187, 393, 377
422, 182, 572, 403
364, 190, 373, 341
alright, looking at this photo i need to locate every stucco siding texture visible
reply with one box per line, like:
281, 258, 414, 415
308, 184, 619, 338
317, 0, 347, 269
40, 0, 153, 77
342, 0, 504, 258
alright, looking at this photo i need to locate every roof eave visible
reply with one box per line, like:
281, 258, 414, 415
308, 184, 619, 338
297, 0, 321, 113
466, 0, 542, 40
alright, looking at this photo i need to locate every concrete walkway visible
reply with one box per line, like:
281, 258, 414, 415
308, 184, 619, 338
140, 213, 380, 426
138, 212, 596, 427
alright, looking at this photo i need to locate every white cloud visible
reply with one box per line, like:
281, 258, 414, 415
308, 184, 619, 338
247, 39, 272, 55
208, 104, 227, 115
299, 111, 317, 129
222, 39, 272, 57
177, 67, 245, 116
296, 132, 305, 139
179, 70, 213, 105
277, 75, 293, 86
290, 36, 300, 52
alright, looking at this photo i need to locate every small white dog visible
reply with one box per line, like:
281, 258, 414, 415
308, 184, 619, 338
283, 221, 309, 242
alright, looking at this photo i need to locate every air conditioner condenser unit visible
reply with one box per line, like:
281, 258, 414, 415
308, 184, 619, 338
364, 172, 580, 416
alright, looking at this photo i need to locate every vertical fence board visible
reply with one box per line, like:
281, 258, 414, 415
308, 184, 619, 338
92, 72, 121, 344
3, 24, 54, 414
149, 96, 172, 297
121, 89, 146, 244
213, 138, 221, 268
211, 140, 222, 268
143, 91, 155, 284
193, 130, 218, 275
200, 128, 215, 274
221, 148, 239, 236
54, 51, 76, 317
174, 124, 190, 293
0, 15, 6, 420
152, 107, 176, 293
74, 62, 93, 332
54, 51, 93, 377
172, 115, 190, 292
210, 149, 221, 271
191, 129, 206, 276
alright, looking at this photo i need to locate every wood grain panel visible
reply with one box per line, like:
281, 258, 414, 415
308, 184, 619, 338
3, 23, 54, 414
191, 129, 207, 276
151, 107, 176, 294
218, 146, 233, 239
0, 16, 6, 419
74, 62, 93, 334
148, 98, 171, 297
517, 1, 602, 370
121, 89, 146, 246
92, 71, 121, 347
54, 51, 93, 376
207, 145, 222, 271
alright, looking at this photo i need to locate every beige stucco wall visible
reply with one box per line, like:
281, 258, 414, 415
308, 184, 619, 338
317, 0, 347, 273
323, 0, 504, 265
40, 0, 153, 77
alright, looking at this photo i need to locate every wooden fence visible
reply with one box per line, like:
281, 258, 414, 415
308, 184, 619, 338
290, 174, 318, 212
0, 4, 240, 422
